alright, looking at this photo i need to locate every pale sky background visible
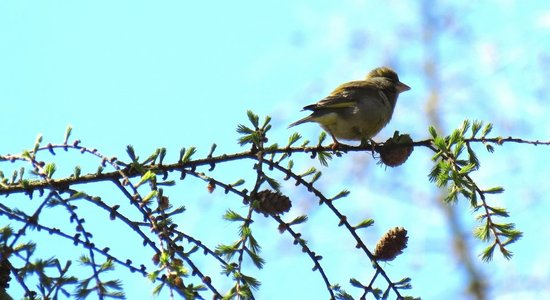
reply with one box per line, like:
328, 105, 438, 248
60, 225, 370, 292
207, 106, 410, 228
1, 1, 550, 300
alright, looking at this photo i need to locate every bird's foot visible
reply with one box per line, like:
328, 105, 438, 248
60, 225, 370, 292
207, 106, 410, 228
330, 142, 341, 151
359, 137, 376, 147
360, 138, 378, 156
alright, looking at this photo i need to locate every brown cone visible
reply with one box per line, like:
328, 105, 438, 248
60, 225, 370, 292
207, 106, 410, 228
374, 227, 408, 261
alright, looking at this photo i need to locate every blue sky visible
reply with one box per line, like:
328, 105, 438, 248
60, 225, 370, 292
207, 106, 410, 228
2, 1, 550, 299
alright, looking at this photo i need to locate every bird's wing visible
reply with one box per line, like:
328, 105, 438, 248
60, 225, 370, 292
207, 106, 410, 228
303, 80, 381, 111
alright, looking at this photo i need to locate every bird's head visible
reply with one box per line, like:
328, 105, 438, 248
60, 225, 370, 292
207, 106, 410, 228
367, 67, 411, 93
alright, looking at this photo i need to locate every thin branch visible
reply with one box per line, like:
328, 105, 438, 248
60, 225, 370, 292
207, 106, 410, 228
3, 136, 547, 196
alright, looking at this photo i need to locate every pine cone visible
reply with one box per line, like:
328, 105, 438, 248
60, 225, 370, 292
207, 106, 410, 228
0, 249, 12, 289
374, 227, 408, 261
253, 190, 292, 216
379, 133, 413, 167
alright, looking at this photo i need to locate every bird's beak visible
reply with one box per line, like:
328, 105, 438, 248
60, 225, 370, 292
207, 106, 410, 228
397, 81, 411, 93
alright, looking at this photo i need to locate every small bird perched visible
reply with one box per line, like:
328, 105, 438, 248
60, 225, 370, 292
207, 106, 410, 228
289, 67, 410, 146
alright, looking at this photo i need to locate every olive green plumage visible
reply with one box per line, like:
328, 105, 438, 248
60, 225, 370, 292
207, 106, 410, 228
289, 67, 410, 144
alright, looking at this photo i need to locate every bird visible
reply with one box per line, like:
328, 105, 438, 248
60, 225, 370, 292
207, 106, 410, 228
289, 66, 410, 146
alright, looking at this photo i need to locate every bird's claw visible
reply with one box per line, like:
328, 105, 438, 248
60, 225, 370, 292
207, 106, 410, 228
360, 138, 378, 156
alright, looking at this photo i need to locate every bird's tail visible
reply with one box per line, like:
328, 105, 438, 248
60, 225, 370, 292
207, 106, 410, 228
288, 116, 312, 128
